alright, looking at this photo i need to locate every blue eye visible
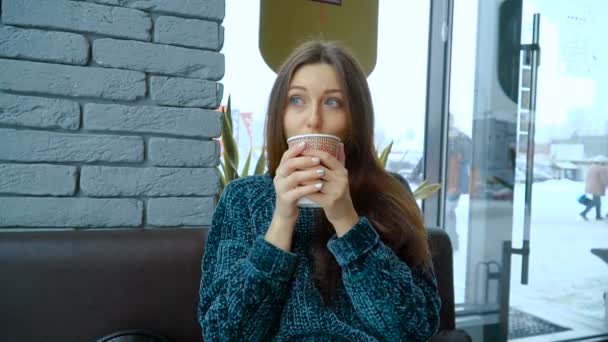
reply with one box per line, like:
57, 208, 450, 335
325, 98, 341, 107
289, 95, 304, 105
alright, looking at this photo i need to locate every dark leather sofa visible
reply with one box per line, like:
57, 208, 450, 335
0, 227, 468, 341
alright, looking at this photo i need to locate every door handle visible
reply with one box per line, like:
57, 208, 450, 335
518, 13, 541, 285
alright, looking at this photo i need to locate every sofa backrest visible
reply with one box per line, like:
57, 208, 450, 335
0, 227, 454, 341
0, 228, 208, 342
428, 227, 456, 330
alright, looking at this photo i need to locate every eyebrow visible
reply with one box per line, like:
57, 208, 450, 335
288, 85, 343, 94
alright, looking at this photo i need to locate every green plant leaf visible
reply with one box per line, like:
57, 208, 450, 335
413, 181, 442, 200
221, 96, 239, 180
220, 113, 233, 181
417, 179, 429, 188
220, 157, 238, 185
227, 157, 239, 181
219, 159, 227, 181
225, 95, 234, 131
254, 147, 266, 175
241, 149, 252, 177
378, 141, 393, 168
217, 165, 226, 193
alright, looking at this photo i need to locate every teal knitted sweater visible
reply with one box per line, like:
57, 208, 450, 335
198, 174, 441, 341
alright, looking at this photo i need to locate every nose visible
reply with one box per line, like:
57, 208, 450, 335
306, 103, 322, 130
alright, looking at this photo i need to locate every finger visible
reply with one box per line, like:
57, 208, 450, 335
308, 171, 341, 193
305, 179, 345, 205
280, 141, 307, 164
337, 143, 346, 166
274, 167, 322, 194
283, 182, 324, 202
280, 156, 321, 177
316, 167, 339, 182
301, 149, 343, 171
284, 168, 326, 188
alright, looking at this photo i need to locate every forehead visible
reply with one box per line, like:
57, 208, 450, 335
290, 63, 342, 87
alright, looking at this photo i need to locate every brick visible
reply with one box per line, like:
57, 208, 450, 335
149, 138, 219, 167
81, 0, 225, 21
84, 103, 221, 138
0, 93, 80, 130
219, 25, 225, 50
93, 38, 224, 80
0, 129, 143, 163
150, 76, 221, 108
0, 26, 89, 65
154, 16, 219, 50
0, 197, 142, 227
0, 59, 146, 101
2, 0, 151, 41
0, 164, 77, 196
80, 166, 219, 197
217, 83, 224, 106
147, 197, 214, 226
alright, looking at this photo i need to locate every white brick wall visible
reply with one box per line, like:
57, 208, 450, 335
0, 0, 225, 229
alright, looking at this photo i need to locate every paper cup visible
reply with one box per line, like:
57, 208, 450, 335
286, 134, 341, 208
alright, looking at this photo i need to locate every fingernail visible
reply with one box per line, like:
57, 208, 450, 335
316, 168, 325, 177
312, 157, 320, 164
315, 182, 323, 190
299, 141, 306, 147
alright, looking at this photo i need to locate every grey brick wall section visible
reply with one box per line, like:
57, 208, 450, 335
0, 0, 225, 229
150, 76, 221, 108
2, 0, 151, 41
80, 166, 219, 197
0, 93, 80, 130
0, 129, 144, 163
0, 59, 146, 100
149, 138, 220, 167
154, 16, 219, 50
147, 197, 215, 226
93, 39, 224, 80
0, 26, 89, 65
0, 197, 143, 227
84, 103, 222, 138
0, 164, 77, 196
82, 0, 225, 21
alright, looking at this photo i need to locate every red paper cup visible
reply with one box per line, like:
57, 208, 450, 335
287, 133, 341, 158
286, 134, 341, 208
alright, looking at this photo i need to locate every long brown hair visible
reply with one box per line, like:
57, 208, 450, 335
264, 41, 430, 303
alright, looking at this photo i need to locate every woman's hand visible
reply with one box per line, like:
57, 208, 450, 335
302, 143, 359, 236
273, 141, 326, 221
267, 141, 325, 251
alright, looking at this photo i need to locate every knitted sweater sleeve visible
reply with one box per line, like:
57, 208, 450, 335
198, 181, 298, 341
327, 217, 441, 341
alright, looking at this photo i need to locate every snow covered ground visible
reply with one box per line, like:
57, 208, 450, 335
450, 179, 608, 327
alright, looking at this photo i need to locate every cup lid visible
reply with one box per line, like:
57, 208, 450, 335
287, 133, 341, 142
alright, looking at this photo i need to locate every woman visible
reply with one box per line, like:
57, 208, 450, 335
198, 41, 440, 341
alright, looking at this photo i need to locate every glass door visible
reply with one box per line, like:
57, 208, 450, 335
446, 0, 608, 340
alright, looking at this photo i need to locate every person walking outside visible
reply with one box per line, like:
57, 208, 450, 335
580, 160, 608, 221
